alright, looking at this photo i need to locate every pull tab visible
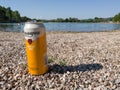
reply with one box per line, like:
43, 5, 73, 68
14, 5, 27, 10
28, 39, 32, 44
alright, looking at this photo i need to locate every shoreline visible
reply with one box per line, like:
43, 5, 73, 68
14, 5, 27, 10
46, 29, 120, 33
0, 29, 120, 34
0, 31, 120, 89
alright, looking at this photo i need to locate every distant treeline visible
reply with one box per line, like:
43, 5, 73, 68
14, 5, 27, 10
0, 5, 120, 23
39, 17, 113, 23
0, 5, 31, 23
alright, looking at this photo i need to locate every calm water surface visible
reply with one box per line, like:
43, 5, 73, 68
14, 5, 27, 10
0, 22, 120, 32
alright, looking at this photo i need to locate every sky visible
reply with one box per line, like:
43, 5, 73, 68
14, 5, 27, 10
0, 0, 120, 19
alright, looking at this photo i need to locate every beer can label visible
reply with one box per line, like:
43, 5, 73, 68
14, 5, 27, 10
25, 31, 41, 41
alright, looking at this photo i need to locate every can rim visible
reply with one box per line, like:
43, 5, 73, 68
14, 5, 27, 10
24, 21, 45, 29
25, 21, 43, 25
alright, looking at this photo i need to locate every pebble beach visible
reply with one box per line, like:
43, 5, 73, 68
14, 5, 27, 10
0, 31, 120, 90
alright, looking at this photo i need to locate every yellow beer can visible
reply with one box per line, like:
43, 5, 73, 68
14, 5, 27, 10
24, 22, 48, 75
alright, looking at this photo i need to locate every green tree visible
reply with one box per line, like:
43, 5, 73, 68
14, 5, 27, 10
68, 17, 79, 22
113, 13, 120, 22
12, 10, 21, 22
0, 6, 6, 22
21, 16, 31, 22
94, 17, 100, 22
56, 18, 64, 22
5, 7, 12, 21
65, 18, 69, 22
0, 5, 32, 22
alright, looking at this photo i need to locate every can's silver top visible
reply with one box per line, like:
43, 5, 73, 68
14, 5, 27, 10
24, 21, 45, 30
25, 21, 43, 25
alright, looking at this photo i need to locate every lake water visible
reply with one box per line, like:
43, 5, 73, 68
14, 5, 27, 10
0, 22, 120, 32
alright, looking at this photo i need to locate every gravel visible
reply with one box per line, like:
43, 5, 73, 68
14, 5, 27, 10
0, 31, 120, 90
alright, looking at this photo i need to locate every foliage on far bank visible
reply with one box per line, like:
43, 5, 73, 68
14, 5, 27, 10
113, 13, 120, 22
0, 5, 31, 23
40, 17, 113, 23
